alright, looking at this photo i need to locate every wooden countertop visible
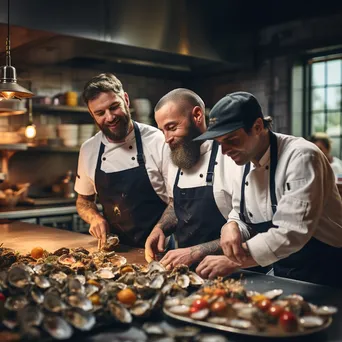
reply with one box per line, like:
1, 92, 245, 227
0, 221, 146, 265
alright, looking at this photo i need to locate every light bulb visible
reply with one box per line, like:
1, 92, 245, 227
1, 91, 15, 99
25, 124, 36, 139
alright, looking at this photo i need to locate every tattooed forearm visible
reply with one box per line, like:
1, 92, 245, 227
76, 194, 102, 224
190, 239, 222, 260
154, 198, 178, 235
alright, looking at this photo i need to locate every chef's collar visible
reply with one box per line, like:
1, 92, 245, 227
251, 145, 270, 170
199, 140, 212, 156
101, 128, 135, 146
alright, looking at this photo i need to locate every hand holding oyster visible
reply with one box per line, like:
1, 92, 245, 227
99, 235, 120, 252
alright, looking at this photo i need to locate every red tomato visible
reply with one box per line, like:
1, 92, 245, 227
192, 298, 209, 310
268, 305, 284, 319
210, 301, 227, 314
279, 311, 298, 332
256, 299, 272, 311
189, 306, 199, 314
0, 293, 5, 302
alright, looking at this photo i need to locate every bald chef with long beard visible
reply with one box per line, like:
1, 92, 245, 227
75, 73, 170, 248
145, 88, 236, 269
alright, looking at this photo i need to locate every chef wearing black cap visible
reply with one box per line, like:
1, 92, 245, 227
195, 92, 342, 287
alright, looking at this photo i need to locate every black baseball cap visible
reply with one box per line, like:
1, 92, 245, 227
194, 92, 264, 141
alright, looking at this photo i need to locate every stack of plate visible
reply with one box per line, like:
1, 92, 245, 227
78, 124, 95, 145
57, 124, 79, 147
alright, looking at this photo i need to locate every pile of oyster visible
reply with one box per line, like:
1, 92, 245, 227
164, 278, 338, 336
0, 244, 204, 340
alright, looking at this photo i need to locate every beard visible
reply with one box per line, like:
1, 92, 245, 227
170, 121, 202, 170
97, 108, 131, 142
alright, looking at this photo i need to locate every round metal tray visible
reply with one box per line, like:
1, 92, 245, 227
163, 307, 332, 338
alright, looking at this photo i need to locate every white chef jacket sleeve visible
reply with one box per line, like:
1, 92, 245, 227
226, 208, 252, 242
74, 144, 96, 196
247, 149, 328, 267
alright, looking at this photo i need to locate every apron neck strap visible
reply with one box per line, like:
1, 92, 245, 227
239, 130, 278, 221
206, 140, 219, 185
133, 121, 145, 166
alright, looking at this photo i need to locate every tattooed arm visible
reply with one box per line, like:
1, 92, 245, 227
145, 198, 178, 262
76, 194, 109, 246
190, 239, 223, 261
153, 197, 178, 236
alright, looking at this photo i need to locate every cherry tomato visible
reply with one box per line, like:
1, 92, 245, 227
279, 311, 298, 332
192, 298, 209, 310
0, 293, 5, 302
268, 305, 284, 319
213, 289, 226, 297
189, 306, 199, 314
256, 298, 272, 311
210, 301, 227, 315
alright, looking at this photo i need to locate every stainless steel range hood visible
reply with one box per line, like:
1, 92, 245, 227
0, 0, 254, 74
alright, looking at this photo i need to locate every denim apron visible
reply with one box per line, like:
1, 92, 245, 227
239, 131, 342, 287
95, 121, 166, 248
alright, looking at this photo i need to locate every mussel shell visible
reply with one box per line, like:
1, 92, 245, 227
68, 278, 85, 294
53, 247, 70, 256
30, 286, 44, 304
64, 308, 96, 331
43, 315, 73, 340
130, 300, 151, 317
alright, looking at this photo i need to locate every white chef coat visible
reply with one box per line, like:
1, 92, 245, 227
331, 156, 342, 178
168, 140, 236, 220
227, 132, 342, 267
75, 122, 169, 203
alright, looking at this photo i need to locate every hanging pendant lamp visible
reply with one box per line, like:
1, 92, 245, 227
0, 0, 33, 100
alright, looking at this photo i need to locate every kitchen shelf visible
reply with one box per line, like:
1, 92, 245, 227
33, 104, 88, 113
0, 144, 80, 153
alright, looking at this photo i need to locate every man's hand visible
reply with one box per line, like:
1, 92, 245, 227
220, 222, 247, 265
196, 255, 239, 279
89, 216, 109, 248
160, 248, 194, 270
145, 227, 165, 263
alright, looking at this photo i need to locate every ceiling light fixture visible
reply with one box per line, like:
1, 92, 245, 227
0, 0, 34, 100
24, 98, 36, 139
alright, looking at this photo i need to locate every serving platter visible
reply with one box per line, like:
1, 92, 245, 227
163, 307, 332, 338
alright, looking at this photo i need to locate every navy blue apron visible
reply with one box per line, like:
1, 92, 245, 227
239, 131, 342, 287
94, 121, 166, 248
173, 141, 226, 249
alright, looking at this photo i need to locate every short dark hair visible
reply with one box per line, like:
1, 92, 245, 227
309, 132, 331, 151
243, 116, 273, 133
82, 73, 124, 105
155, 88, 205, 114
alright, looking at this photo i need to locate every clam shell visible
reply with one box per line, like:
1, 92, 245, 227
8, 266, 31, 288
190, 308, 209, 320
5, 296, 29, 311
263, 289, 283, 299
17, 305, 43, 327
176, 274, 190, 289
130, 300, 151, 317
300, 315, 325, 328
95, 268, 115, 279
43, 315, 73, 340
168, 304, 190, 315
313, 305, 338, 315
58, 254, 76, 265
109, 255, 127, 268
188, 271, 204, 286
34, 275, 51, 289
43, 293, 66, 313
31, 287, 44, 304
147, 261, 166, 274
149, 273, 165, 289
50, 272, 68, 284
108, 301, 132, 324
64, 308, 96, 331
68, 294, 93, 311
229, 319, 252, 329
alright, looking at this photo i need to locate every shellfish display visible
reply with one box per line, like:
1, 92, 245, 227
0, 244, 203, 340
163, 278, 337, 337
